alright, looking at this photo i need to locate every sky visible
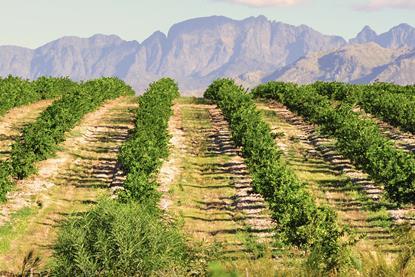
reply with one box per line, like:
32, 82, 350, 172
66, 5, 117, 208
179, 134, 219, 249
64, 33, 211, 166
1, 0, 415, 48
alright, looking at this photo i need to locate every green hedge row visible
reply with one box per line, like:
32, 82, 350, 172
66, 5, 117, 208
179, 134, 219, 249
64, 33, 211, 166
0, 75, 77, 117
361, 82, 415, 95
310, 81, 415, 134
0, 77, 134, 200
117, 78, 179, 204
253, 81, 415, 204
205, 79, 344, 272
359, 89, 415, 134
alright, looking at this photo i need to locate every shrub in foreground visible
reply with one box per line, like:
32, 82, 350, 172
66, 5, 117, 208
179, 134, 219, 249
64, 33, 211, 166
51, 199, 192, 276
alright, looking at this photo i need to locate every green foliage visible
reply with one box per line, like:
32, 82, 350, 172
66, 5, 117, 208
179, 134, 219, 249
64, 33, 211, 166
205, 79, 346, 273
32, 76, 78, 99
364, 82, 415, 95
9, 77, 133, 179
0, 76, 37, 116
310, 81, 415, 135
355, 225, 415, 276
203, 78, 235, 101
252, 81, 415, 204
118, 78, 179, 204
0, 163, 12, 202
51, 199, 192, 276
360, 89, 415, 134
0, 75, 77, 117
0, 77, 134, 200
208, 262, 239, 277
310, 81, 360, 103
394, 224, 415, 275
0, 75, 78, 201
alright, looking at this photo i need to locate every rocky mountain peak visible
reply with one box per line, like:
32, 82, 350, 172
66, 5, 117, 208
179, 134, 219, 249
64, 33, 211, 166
350, 25, 377, 44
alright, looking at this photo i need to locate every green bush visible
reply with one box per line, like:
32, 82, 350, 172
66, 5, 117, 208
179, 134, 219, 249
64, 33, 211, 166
360, 90, 415, 134
32, 76, 78, 99
0, 163, 12, 202
9, 77, 134, 179
0, 76, 37, 116
310, 81, 415, 134
51, 199, 192, 276
0, 75, 77, 117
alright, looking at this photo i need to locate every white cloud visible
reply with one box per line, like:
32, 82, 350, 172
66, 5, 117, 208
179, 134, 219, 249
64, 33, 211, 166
216, 0, 303, 7
355, 0, 415, 11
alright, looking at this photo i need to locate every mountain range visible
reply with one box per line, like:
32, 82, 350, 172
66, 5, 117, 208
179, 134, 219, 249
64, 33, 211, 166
0, 16, 414, 95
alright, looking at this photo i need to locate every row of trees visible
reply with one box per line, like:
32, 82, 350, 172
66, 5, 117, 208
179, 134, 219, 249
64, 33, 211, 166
311, 81, 415, 134
0, 75, 77, 116
117, 78, 180, 203
205, 79, 346, 272
362, 82, 415, 95
51, 78, 194, 276
252, 81, 415, 204
0, 77, 134, 201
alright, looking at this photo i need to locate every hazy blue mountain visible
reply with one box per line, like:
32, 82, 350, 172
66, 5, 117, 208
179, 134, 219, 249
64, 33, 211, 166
31, 34, 140, 80
350, 23, 415, 49
0, 16, 348, 94
0, 46, 33, 77
372, 50, 415, 84
0, 16, 414, 94
350, 26, 378, 44
131, 15, 347, 92
265, 43, 414, 85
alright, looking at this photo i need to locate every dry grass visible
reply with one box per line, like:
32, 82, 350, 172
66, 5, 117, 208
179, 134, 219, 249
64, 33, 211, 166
169, 104, 243, 246
166, 98, 283, 274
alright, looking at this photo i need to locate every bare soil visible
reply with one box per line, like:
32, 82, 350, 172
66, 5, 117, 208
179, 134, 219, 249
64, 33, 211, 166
158, 103, 186, 210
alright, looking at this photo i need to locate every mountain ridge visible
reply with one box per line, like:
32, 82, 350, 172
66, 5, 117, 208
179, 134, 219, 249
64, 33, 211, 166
264, 42, 414, 84
0, 15, 414, 94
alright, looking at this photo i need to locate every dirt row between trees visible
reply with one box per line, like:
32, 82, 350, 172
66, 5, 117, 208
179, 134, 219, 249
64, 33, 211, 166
158, 103, 186, 211
161, 99, 278, 275
354, 107, 415, 155
257, 101, 415, 255
0, 100, 54, 161
0, 96, 137, 273
352, 107, 415, 224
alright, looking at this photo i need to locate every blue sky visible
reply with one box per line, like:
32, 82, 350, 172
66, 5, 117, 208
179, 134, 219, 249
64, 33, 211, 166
1, 0, 415, 48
